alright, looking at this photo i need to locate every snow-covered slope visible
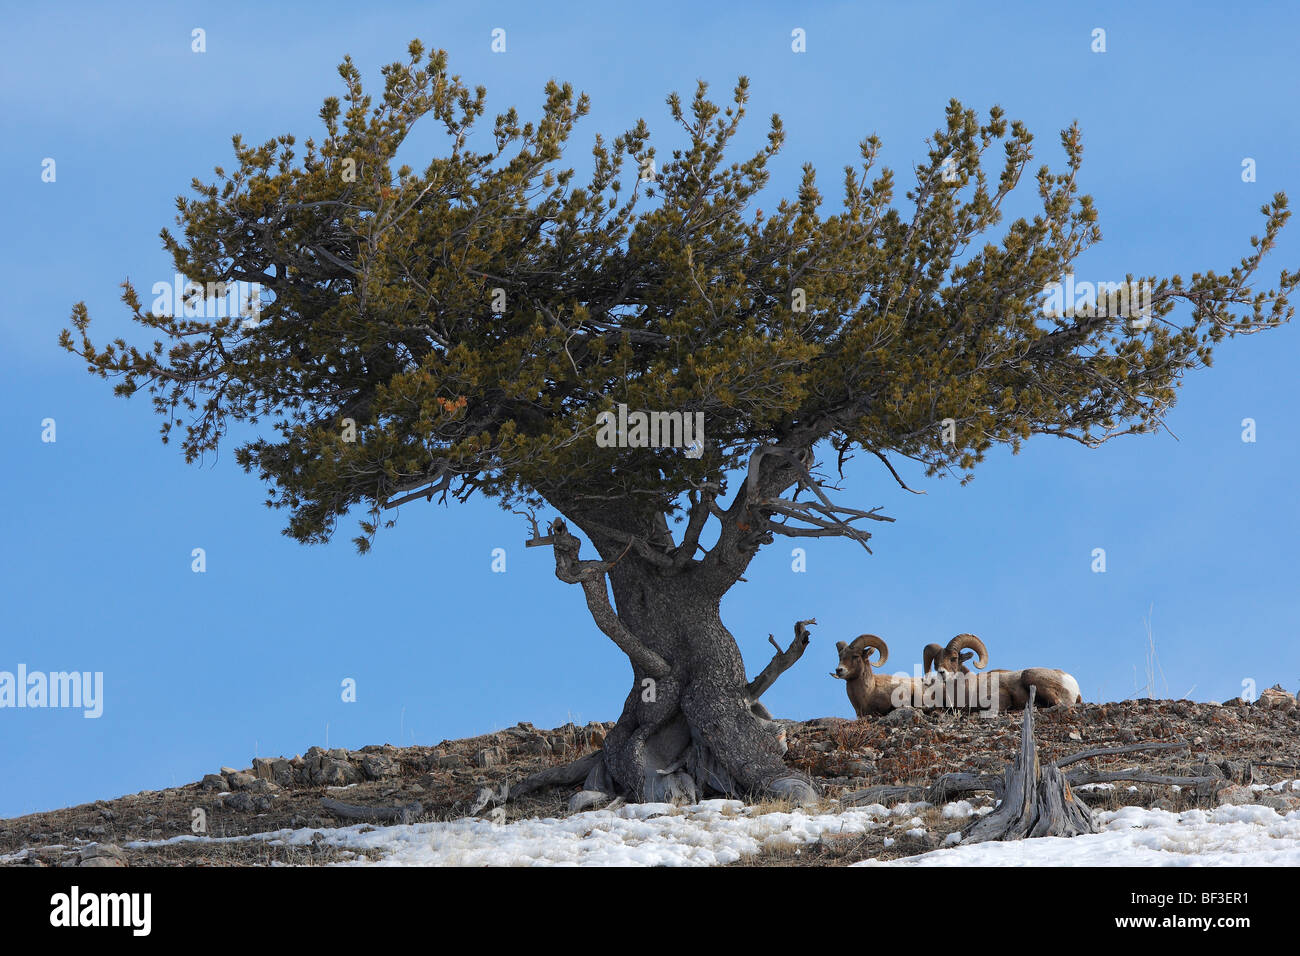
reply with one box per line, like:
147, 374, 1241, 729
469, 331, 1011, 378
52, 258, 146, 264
119, 791, 1300, 867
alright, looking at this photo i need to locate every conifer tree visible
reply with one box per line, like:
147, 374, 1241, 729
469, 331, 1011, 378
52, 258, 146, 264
63, 42, 1296, 802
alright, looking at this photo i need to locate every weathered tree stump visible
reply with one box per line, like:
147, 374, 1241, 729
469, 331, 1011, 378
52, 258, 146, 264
961, 687, 1098, 843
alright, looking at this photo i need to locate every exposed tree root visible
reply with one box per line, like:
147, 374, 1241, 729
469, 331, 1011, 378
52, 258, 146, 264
507, 751, 606, 801
503, 619, 821, 809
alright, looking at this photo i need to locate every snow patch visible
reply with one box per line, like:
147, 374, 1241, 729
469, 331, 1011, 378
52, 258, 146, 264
941, 800, 975, 820
853, 803, 1300, 867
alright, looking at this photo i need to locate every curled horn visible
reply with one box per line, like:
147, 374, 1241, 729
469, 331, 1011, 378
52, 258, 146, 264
945, 633, 988, 670
922, 643, 944, 674
848, 634, 889, 669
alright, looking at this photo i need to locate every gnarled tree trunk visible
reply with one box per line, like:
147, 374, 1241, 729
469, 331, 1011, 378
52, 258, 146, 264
598, 567, 814, 802
508, 447, 870, 806
515, 514, 818, 804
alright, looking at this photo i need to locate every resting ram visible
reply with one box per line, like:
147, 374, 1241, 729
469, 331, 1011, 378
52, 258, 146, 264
922, 632, 1082, 711
923, 632, 988, 676
831, 635, 921, 717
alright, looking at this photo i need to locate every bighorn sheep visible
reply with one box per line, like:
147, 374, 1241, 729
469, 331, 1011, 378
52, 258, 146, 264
923, 633, 989, 676
922, 633, 1082, 711
1000, 668, 1083, 709
832, 635, 918, 717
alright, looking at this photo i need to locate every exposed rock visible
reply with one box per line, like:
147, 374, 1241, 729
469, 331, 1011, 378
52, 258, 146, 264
227, 772, 258, 791
30, 846, 68, 865
1257, 793, 1297, 812
361, 754, 399, 780
475, 748, 501, 768
200, 773, 227, 791
78, 844, 127, 867
518, 735, 552, 755
1216, 784, 1254, 806
1258, 685, 1298, 710
222, 792, 255, 812
316, 759, 362, 787
882, 707, 922, 726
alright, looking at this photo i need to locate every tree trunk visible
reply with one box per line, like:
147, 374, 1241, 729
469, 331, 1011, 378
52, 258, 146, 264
584, 564, 816, 804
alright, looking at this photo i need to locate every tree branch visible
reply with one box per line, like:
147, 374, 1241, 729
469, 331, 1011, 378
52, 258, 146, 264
672, 481, 721, 569
868, 447, 926, 494
532, 518, 671, 677
746, 619, 815, 700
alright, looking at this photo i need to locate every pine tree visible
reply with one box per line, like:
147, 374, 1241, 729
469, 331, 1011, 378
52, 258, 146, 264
62, 41, 1296, 802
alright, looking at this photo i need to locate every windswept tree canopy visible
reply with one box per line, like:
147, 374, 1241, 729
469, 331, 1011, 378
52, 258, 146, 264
63, 40, 1296, 562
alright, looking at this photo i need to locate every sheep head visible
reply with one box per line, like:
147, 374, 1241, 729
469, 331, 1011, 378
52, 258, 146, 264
923, 633, 988, 676
832, 634, 889, 681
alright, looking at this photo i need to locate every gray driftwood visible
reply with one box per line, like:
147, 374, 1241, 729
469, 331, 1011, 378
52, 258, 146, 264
1053, 740, 1190, 769
1066, 770, 1220, 789
840, 772, 1004, 807
320, 797, 423, 824
961, 687, 1099, 842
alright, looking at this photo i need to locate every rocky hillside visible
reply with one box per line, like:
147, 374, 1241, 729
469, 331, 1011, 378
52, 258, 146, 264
3, 689, 1298, 866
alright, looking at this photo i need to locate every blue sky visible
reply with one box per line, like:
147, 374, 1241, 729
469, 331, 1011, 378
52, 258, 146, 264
2, 1, 1297, 818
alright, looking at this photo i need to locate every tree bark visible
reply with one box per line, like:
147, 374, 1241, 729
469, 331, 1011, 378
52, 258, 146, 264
961, 687, 1098, 842
594, 564, 818, 803
515, 515, 818, 804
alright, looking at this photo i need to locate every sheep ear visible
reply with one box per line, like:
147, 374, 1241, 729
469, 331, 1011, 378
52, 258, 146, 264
835, 641, 847, 652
